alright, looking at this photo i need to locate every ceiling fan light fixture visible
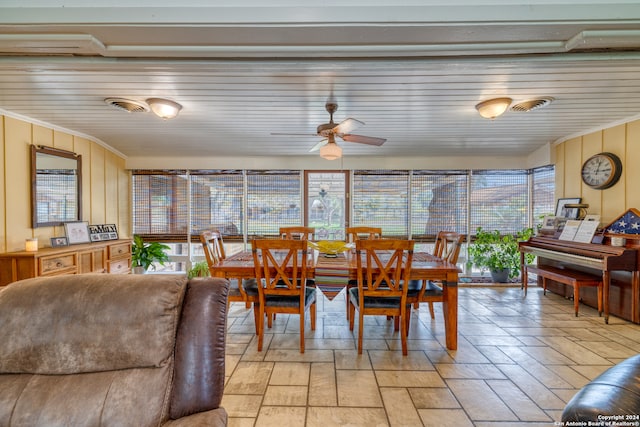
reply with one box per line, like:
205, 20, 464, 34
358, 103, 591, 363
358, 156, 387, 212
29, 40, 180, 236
475, 97, 512, 119
320, 141, 342, 160
146, 97, 182, 119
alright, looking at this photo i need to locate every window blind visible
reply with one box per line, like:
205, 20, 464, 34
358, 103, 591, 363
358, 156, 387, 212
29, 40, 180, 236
532, 165, 556, 226
353, 170, 409, 237
190, 170, 244, 239
470, 169, 529, 235
246, 170, 301, 237
131, 170, 189, 241
411, 170, 468, 240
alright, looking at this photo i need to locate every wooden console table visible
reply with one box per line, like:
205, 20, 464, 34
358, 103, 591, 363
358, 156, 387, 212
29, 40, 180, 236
0, 239, 132, 286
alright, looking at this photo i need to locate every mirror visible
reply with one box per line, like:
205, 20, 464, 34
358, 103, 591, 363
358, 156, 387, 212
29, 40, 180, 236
31, 145, 82, 228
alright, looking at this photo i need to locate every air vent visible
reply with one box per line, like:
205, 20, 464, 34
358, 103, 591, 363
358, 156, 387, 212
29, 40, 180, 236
510, 97, 554, 113
104, 98, 149, 113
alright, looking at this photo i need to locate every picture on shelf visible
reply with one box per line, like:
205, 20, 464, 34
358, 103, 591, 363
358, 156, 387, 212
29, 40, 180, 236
89, 224, 119, 241
555, 197, 582, 219
50, 237, 68, 247
64, 221, 91, 245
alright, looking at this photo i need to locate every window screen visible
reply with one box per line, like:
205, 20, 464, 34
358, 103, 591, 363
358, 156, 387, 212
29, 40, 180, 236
131, 170, 188, 240
532, 165, 556, 227
190, 170, 244, 239
246, 170, 301, 237
411, 170, 468, 240
353, 170, 409, 237
470, 169, 529, 234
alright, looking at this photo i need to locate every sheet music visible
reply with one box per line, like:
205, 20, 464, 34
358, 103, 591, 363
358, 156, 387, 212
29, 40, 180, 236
573, 217, 600, 243
558, 220, 581, 241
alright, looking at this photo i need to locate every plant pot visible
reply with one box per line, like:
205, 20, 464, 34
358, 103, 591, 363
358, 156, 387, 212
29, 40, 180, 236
490, 268, 510, 283
132, 266, 146, 274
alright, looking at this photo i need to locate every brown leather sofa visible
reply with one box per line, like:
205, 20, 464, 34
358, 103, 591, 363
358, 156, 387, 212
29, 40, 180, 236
562, 353, 640, 423
0, 274, 230, 427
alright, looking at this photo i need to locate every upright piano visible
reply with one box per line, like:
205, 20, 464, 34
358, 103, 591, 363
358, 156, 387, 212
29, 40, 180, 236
519, 236, 639, 323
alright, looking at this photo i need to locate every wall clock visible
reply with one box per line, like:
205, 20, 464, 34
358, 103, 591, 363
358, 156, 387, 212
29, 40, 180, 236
581, 152, 623, 190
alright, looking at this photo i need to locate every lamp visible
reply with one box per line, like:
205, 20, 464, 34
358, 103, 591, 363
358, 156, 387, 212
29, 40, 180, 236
319, 137, 342, 160
475, 97, 512, 119
146, 98, 182, 119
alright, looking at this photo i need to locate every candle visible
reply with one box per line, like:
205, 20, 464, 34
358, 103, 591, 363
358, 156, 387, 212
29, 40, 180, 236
25, 238, 38, 252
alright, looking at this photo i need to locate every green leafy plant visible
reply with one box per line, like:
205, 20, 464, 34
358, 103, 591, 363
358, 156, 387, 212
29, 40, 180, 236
187, 260, 211, 279
467, 227, 535, 279
131, 235, 170, 271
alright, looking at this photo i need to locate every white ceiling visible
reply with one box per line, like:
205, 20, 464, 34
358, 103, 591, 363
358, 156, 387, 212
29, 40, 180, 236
1, 1, 640, 162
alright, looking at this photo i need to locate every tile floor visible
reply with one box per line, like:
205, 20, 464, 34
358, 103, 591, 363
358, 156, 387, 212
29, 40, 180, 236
221, 284, 640, 427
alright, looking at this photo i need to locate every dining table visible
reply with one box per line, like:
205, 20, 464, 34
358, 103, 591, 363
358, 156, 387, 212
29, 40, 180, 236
210, 248, 460, 350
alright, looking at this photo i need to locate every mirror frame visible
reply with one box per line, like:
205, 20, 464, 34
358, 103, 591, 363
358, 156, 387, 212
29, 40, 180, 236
31, 145, 83, 228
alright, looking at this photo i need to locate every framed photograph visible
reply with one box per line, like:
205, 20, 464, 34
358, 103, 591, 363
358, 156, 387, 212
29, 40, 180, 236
89, 224, 118, 241
555, 198, 582, 219
50, 236, 68, 247
64, 221, 91, 245
540, 215, 557, 230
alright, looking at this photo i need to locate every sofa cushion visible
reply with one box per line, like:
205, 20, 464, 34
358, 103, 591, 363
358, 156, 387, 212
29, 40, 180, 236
0, 274, 187, 374
0, 366, 172, 427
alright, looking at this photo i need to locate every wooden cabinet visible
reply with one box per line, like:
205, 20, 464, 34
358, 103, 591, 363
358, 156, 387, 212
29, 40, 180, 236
0, 240, 132, 286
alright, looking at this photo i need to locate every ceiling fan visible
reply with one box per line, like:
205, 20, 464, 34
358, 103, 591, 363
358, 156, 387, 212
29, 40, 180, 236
272, 100, 386, 159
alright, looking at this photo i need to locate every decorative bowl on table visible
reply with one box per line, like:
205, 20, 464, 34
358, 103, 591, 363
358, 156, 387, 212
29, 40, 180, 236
308, 240, 353, 257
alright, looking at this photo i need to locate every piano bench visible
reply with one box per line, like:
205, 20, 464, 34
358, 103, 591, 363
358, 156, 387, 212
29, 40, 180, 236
524, 264, 603, 318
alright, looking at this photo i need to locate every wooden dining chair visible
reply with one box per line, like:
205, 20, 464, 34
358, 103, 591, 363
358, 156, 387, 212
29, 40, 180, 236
344, 226, 382, 320
348, 239, 414, 355
345, 226, 382, 242
279, 226, 315, 240
251, 238, 316, 353
410, 231, 464, 318
201, 230, 260, 329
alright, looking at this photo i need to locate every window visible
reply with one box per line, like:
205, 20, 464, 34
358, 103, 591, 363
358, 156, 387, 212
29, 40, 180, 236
190, 170, 244, 239
132, 170, 188, 239
470, 170, 529, 234
131, 166, 553, 250
246, 170, 301, 237
353, 170, 409, 237
532, 165, 556, 227
411, 170, 468, 240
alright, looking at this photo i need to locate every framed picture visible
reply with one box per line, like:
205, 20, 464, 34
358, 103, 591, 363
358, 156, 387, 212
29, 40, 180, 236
64, 221, 91, 245
555, 198, 582, 219
89, 224, 118, 241
50, 236, 68, 247
540, 215, 557, 230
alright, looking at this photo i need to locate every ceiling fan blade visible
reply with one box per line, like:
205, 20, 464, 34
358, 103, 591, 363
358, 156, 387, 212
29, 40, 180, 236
341, 134, 387, 146
309, 139, 328, 152
271, 132, 318, 137
332, 118, 364, 135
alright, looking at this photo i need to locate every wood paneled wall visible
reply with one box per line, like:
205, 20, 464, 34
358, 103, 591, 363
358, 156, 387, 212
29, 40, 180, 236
0, 115, 130, 253
555, 119, 640, 225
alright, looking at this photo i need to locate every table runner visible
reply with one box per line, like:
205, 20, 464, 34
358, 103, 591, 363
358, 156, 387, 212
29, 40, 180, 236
314, 252, 349, 300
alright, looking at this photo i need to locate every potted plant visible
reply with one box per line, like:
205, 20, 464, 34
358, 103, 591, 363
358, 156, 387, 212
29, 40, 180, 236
131, 235, 170, 273
187, 260, 210, 279
468, 227, 535, 282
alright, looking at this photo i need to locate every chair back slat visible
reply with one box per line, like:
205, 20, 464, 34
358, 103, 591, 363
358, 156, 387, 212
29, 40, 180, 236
433, 231, 464, 265
252, 239, 308, 294
356, 239, 414, 294
279, 226, 315, 240
200, 230, 225, 274
346, 226, 382, 243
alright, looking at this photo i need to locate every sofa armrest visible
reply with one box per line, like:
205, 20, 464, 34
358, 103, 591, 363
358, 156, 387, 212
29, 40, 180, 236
169, 277, 230, 419
562, 354, 640, 422
163, 407, 227, 427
